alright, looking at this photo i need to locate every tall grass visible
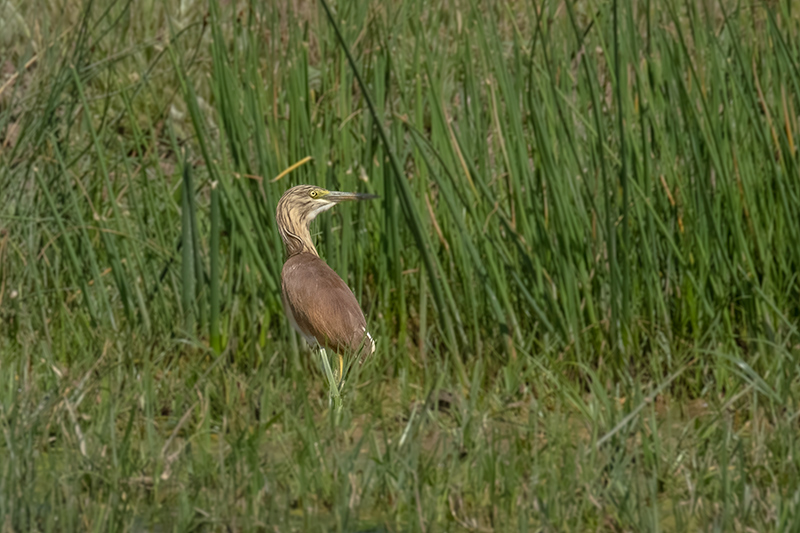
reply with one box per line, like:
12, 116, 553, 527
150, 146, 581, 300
1, 0, 799, 530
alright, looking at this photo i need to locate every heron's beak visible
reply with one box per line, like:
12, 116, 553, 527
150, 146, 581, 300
325, 191, 379, 203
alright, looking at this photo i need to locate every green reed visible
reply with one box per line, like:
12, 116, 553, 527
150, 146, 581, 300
1, 0, 799, 530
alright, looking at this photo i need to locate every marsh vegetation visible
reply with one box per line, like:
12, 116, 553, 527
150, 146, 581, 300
2, 0, 800, 530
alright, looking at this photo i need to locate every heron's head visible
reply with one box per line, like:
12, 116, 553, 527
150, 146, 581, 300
276, 184, 378, 255
278, 185, 377, 224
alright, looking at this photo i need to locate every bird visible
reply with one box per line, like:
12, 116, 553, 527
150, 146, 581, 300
275, 184, 377, 409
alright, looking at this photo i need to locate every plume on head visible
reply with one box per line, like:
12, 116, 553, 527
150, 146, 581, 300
275, 184, 377, 256
275, 185, 332, 257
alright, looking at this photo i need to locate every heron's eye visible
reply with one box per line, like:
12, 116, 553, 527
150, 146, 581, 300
310, 190, 318, 199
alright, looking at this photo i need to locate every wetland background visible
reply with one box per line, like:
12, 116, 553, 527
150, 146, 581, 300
2, 0, 800, 530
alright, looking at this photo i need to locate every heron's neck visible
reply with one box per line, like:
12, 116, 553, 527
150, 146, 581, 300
279, 224, 318, 257
276, 209, 318, 257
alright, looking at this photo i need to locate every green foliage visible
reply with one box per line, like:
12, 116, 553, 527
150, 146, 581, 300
1, 0, 799, 530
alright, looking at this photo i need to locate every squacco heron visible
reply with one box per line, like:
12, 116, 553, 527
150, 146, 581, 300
276, 184, 376, 409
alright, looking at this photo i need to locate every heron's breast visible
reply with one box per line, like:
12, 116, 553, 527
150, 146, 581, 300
281, 253, 371, 355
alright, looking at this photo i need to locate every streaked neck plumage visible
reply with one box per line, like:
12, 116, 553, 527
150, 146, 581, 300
276, 195, 335, 257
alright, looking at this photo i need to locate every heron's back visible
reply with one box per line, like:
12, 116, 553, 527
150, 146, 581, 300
281, 253, 374, 360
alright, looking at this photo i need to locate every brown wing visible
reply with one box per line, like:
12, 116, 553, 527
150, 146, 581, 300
281, 253, 374, 359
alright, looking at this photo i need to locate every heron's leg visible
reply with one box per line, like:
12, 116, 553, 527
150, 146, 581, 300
336, 354, 347, 393
318, 347, 342, 412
